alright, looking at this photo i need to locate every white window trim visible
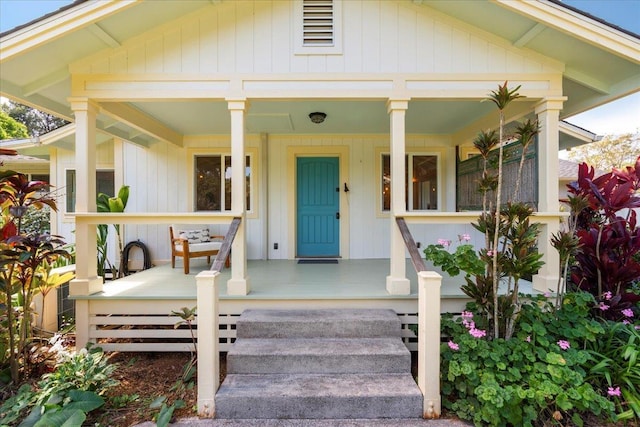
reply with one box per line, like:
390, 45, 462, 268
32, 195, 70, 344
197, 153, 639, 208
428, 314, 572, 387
293, 0, 343, 55
63, 168, 115, 221
188, 149, 258, 218
378, 150, 443, 214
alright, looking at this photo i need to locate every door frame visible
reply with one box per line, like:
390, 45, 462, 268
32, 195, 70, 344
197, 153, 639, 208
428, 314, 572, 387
287, 146, 350, 260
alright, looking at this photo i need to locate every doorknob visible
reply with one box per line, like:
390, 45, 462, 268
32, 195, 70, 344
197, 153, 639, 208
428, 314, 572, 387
336, 212, 340, 219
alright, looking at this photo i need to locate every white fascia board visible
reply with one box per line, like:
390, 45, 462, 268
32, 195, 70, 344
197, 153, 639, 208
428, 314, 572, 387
494, 0, 640, 63
0, 0, 138, 63
559, 121, 599, 143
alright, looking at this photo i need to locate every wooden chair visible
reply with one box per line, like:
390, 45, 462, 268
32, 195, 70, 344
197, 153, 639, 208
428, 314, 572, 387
170, 226, 230, 274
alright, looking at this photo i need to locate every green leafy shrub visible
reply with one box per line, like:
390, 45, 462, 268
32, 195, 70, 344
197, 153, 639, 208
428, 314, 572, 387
442, 293, 614, 426
0, 345, 118, 426
586, 320, 640, 421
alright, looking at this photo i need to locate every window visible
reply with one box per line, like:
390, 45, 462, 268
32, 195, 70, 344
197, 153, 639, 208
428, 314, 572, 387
65, 170, 114, 213
195, 155, 251, 211
381, 154, 439, 211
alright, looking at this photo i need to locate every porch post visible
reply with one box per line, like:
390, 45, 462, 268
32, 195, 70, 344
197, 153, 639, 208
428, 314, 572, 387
196, 270, 219, 418
418, 270, 442, 418
68, 97, 102, 349
532, 98, 565, 293
227, 99, 250, 295
386, 99, 410, 295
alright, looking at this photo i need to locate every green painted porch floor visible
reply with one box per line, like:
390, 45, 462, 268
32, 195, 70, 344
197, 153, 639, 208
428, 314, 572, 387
86, 259, 536, 301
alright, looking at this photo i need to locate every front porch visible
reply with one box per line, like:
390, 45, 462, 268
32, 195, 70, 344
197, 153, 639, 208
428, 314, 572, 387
71, 259, 538, 354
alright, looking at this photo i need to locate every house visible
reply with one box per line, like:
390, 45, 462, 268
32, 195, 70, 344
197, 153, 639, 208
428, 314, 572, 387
1, 0, 639, 417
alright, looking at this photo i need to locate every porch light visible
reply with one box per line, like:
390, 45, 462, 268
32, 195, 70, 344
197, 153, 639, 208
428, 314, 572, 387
309, 112, 327, 124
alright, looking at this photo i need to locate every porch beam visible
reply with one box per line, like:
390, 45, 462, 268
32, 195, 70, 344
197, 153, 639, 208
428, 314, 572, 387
22, 67, 69, 97
99, 102, 183, 147
71, 74, 560, 101
227, 99, 250, 296
386, 99, 410, 295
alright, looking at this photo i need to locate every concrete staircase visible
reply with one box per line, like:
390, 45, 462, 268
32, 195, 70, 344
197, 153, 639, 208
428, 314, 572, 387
215, 309, 423, 420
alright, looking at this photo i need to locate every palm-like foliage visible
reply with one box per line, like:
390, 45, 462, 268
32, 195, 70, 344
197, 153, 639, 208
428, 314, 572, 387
1, 171, 71, 382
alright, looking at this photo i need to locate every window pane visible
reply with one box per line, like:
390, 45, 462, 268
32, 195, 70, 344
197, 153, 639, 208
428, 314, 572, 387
382, 155, 390, 211
224, 156, 232, 211
66, 170, 76, 212
196, 156, 222, 211
97, 171, 115, 197
65, 170, 114, 213
245, 155, 251, 211
412, 155, 438, 210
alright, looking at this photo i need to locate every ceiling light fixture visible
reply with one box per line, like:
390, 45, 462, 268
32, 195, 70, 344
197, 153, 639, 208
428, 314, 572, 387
309, 112, 327, 124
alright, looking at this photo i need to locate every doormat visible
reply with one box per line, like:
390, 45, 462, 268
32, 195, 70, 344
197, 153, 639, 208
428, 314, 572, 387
297, 259, 339, 264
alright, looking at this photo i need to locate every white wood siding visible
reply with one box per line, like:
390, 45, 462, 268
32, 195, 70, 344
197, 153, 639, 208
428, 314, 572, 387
74, 0, 559, 75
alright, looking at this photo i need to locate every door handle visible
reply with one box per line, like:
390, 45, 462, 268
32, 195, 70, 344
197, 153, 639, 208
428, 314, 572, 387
336, 212, 340, 220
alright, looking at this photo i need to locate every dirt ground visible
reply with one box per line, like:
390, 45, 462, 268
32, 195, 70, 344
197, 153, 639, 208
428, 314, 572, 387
90, 352, 216, 426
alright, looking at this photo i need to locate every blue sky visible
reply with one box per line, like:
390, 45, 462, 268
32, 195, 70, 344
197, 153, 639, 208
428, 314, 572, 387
1, 0, 638, 136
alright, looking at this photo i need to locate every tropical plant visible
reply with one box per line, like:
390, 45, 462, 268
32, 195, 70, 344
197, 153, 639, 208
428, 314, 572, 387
0, 171, 70, 383
96, 185, 129, 279
0, 344, 117, 426
566, 157, 640, 320
586, 320, 640, 421
426, 82, 544, 340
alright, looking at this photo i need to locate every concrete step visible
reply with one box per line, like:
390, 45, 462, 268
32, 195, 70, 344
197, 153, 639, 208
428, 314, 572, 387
226, 338, 410, 374
215, 373, 423, 419
235, 309, 401, 339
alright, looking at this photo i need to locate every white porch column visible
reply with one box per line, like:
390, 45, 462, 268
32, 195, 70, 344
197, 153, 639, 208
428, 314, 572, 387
532, 98, 564, 292
418, 271, 442, 418
196, 270, 219, 418
68, 98, 102, 350
386, 99, 410, 295
227, 99, 250, 295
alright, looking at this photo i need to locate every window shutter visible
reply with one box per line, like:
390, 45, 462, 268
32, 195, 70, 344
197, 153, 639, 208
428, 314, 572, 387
303, 0, 334, 46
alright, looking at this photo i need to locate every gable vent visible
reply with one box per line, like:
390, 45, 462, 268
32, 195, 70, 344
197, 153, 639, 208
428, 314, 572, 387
303, 0, 334, 46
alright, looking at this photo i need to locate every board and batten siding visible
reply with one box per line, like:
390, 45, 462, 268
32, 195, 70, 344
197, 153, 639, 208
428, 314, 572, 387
103, 133, 487, 263
121, 136, 265, 262
72, 0, 560, 76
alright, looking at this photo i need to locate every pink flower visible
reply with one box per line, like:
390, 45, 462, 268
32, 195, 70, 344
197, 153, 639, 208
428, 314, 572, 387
461, 233, 471, 242
469, 328, 487, 338
598, 302, 609, 311
437, 239, 451, 247
607, 386, 621, 397
526, 336, 531, 343
448, 340, 459, 351
487, 250, 495, 257
603, 291, 612, 300
557, 340, 570, 350
461, 311, 474, 319
544, 292, 552, 298
623, 320, 631, 325
622, 309, 634, 318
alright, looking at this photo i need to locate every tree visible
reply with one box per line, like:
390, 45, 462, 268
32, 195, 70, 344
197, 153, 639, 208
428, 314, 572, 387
568, 132, 640, 171
1, 100, 68, 137
0, 110, 29, 140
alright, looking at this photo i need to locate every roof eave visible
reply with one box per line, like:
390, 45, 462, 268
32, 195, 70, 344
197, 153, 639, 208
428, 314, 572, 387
0, 0, 139, 63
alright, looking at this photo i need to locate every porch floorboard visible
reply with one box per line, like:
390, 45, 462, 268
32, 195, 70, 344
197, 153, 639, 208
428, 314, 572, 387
82, 259, 536, 301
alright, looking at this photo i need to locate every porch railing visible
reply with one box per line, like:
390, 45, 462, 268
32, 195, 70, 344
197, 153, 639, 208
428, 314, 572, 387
197, 216, 241, 417
396, 217, 442, 419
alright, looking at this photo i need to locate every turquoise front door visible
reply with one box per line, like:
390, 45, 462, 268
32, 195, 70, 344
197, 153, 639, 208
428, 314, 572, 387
296, 157, 340, 257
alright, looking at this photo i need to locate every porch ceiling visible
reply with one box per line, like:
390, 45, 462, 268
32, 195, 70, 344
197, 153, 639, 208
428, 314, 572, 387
128, 99, 501, 136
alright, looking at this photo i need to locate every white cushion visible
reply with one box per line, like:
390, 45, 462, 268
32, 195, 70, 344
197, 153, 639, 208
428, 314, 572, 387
175, 241, 222, 252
